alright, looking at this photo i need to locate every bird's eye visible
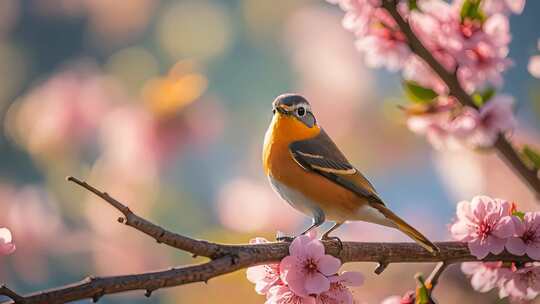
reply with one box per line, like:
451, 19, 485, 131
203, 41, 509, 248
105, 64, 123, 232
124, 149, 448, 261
296, 107, 306, 117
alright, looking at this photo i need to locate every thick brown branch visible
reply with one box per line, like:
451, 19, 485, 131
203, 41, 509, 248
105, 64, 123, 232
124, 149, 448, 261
0, 177, 534, 304
380, 0, 540, 198
0, 242, 533, 304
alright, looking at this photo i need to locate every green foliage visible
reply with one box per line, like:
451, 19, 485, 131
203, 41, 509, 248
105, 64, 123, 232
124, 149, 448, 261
523, 145, 540, 170
472, 87, 496, 107
408, 0, 419, 11
403, 81, 438, 104
415, 274, 430, 304
512, 210, 525, 220
460, 0, 486, 22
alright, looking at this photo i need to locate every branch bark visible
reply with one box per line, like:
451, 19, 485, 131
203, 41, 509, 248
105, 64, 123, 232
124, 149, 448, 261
380, 0, 540, 199
0, 177, 534, 304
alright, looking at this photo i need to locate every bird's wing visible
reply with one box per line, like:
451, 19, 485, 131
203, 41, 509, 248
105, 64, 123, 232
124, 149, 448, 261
289, 129, 384, 206
290, 130, 439, 254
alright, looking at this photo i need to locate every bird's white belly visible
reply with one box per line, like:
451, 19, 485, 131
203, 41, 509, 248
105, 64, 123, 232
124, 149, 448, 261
268, 176, 323, 218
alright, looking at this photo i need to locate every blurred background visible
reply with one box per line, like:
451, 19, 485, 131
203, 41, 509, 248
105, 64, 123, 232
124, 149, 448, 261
0, 0, 539, 303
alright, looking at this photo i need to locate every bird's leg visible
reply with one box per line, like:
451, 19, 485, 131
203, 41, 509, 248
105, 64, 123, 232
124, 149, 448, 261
321, 222, 343, 250
276, 209, 325, 242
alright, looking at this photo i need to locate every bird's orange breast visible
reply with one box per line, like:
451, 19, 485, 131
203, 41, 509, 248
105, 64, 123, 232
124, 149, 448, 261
262, 114, 367, 221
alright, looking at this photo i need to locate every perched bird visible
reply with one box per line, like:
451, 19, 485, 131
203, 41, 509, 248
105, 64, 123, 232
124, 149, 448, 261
262, 93, 439, 254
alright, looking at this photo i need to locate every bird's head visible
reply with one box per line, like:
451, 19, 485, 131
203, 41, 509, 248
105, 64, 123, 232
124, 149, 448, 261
272, 93, 317, 129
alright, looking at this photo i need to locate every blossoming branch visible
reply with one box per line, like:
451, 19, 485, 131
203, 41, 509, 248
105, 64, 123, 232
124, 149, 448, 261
0, 177, 534, 304
328, 0, 540, 197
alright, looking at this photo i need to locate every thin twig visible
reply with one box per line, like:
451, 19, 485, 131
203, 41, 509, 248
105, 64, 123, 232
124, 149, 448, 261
0, 286, 25, 304
380, 0, 540, 199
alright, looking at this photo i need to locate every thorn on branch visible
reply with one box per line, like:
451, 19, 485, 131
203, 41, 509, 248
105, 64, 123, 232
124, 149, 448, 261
92, 292, 103, 303
156, 231, 166, 244
117, 217, 125, 224
144, 289, 153, 298
230, 254, 240, 266
0, 285, 25, 303
374, 261, 389, 275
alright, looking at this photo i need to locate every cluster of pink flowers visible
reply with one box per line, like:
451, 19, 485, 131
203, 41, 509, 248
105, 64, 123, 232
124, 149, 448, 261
450, 195, 540, 301
0, 227, 15, 255
246, 232, 363, 304
406, 95, 515, 149
328, 0, 524, 149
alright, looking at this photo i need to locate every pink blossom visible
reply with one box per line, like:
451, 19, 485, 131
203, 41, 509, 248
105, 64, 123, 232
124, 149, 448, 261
482, 0, 526, 15
408, 0, 461, 91
247, 237, 282, 295
506, 212, 540, 260
403, 55, 450, 95
461, 261, 511, 292
380, 291, 415, 304
316, 272, 363, 304
407, 95, 515, 149
407, 110, 462, 150
327, 0, 380, 37
266, 285, 316, 304
405, 97, 471, 150
327, 0, 410, 71
380, 296, 401, 304
528, 55, 540, 79
467, 95, 516, 147
0, 227, 15, 255
279, 232, 342, 296
499, 263, 540, 300
356, 7, 410, 71
450, 195, 515, 259
457, 14, 512, 92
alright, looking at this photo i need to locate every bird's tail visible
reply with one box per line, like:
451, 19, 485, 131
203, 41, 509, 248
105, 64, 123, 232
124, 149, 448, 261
370, 203, 440, 255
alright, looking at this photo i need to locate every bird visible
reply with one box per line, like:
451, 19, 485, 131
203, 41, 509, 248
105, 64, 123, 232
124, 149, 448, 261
262, 93, 439, 254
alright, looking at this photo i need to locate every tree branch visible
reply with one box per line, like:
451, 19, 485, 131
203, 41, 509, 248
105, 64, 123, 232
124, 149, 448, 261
380, 0, 540, 199
0, 177, 535, 304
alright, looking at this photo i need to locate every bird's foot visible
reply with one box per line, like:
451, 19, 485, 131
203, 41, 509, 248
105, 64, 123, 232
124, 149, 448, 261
275, 231, 295, 242
322, 235, 343, 252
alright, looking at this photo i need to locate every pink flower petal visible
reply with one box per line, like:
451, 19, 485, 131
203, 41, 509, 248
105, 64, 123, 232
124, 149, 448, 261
471, 196, 488, 220
0, 228, 13, 244
0, 228, 14, 256
304, 273, 331, 295
304, 239, 325, 259
451, 221, 472, 241
279, 256, 298, 284
336, 271, 364, 286
461, 262, 482, 275
505, 237, 527, 256
246, 266, 267, 283
526, 245, 540, 260
317, 255, 341, 276
456, 200, 473, 221
487, 235, 507, 255
493, 216, 515, 238
0, 243, 15, 256
469, 240, 491, 259
285, 269, 308, 297
289, 235, 311, 256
